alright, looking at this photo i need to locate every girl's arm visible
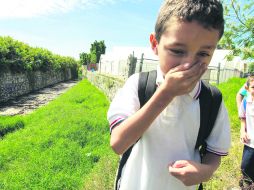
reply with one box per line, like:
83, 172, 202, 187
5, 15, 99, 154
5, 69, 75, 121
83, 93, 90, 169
240, 118, 250, 143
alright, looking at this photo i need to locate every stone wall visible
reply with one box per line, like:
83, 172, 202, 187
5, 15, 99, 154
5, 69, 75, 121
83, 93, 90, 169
0, 69, 73, 103
86, 71, 212, 102
86, 71, 124, 101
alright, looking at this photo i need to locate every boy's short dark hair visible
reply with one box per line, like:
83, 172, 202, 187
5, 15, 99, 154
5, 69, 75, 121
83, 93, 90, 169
246, 75, 254, 87
155, 0, 224, 42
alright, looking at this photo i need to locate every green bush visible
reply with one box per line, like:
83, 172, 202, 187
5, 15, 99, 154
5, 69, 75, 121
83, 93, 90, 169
0, 36, 79, 73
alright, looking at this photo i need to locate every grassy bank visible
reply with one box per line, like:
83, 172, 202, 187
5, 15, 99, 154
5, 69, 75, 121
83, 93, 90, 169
0, 79, 117, 189
0, 116, 25, 137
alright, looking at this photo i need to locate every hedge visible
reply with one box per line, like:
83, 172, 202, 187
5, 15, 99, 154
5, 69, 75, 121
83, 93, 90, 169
0, 36, 79, 73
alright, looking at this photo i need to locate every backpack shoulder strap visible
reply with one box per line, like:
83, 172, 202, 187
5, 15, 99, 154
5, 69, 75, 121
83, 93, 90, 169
195, 80, 222, 155
114, 144, 134, 190
114, 70, 157, 190
138, 70, 157, 107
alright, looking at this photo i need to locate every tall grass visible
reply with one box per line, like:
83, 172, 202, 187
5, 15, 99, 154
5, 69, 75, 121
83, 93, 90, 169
0, 79, 117, 189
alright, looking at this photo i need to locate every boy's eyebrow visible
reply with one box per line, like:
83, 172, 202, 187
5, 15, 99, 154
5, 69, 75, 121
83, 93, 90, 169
167, 43, 216, 49
201, 45, 216, 49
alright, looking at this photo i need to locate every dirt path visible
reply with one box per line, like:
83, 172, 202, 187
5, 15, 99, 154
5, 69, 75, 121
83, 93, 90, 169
0, 80, 78, 116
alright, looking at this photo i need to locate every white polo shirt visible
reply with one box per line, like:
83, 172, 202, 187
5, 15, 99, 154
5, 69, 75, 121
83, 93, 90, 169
107, 68, 231, 190
239, 96, 254, 148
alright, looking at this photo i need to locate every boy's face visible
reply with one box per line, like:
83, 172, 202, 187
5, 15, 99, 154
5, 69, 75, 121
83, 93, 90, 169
151, 17, 220, 76
247, 80, 254, 96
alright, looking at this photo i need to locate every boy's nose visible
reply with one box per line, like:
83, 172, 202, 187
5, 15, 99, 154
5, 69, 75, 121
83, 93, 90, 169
181, 55, 199, 66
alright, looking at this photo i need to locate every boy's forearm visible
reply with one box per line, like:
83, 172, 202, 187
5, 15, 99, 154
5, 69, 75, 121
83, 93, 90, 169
110, 87, 174, 155
200, 152, 221, 182
236, 93, 243, 109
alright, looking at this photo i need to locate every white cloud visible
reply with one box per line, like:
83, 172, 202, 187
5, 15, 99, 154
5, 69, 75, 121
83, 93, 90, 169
0, 0, 119, 19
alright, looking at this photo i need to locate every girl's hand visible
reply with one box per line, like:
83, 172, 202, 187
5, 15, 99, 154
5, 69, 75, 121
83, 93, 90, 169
240, 131, 250, 143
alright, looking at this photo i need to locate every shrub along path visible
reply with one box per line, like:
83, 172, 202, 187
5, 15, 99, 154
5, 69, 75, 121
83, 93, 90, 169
0, 80, 78, 116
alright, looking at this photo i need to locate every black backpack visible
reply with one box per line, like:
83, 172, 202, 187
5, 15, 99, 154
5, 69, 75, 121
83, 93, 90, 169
115, 70, 222, 190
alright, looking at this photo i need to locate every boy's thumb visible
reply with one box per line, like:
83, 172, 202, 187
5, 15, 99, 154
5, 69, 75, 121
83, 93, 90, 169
171, 160, 188, 168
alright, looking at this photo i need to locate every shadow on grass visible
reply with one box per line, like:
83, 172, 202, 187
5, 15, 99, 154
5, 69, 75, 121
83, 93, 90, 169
0, 120, 25, 138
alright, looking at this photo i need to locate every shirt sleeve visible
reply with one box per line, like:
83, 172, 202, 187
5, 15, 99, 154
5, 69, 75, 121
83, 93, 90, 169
238, 85, 247, 97
107, 73, 140, 133
206, 101, 231, 156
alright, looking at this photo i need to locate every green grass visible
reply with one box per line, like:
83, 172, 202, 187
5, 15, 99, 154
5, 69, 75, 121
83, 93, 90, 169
0, 116, 25, 137
203, 77, 246, 189
0, 77, 248, 190
0, 79, 117, 190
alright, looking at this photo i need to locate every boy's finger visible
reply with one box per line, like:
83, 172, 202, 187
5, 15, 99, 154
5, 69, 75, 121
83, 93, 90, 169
180, 65, 207, 85
167, 68, 206, 86
171, 161, 187, 168
168, 166, 183, 177
168, 62, 202, 73
167, 63, 191, 74
185, 63, 207, 81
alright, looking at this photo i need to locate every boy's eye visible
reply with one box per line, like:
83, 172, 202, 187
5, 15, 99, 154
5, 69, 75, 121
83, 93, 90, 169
169, 49, 185, 56
198, 52, 210, 57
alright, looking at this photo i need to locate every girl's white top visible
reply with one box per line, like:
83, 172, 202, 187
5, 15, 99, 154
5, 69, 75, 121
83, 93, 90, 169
239, 95, 254, 148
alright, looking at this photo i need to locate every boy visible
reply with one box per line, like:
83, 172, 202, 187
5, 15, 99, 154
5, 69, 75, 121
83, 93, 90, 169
107, 0, 231, 189
238, 76, 254, 188
236, 83, 248, 110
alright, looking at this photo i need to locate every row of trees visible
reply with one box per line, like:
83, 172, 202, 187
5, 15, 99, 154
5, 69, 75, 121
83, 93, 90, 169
0, 36, 79, 73
79, 40, 106, 66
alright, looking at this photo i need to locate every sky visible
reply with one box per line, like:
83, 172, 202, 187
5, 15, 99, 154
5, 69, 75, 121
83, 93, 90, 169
0, 0, 163, 59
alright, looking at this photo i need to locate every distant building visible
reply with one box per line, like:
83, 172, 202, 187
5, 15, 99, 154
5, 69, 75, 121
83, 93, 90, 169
209, 49, 247, 73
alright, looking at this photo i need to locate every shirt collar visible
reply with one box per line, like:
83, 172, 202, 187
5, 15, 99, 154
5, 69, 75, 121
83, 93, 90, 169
156, 66, 201, 100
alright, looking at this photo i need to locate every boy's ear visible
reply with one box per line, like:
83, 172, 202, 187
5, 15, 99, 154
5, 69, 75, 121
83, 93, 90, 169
244, 83, 248, 90
150, 33, 158, 55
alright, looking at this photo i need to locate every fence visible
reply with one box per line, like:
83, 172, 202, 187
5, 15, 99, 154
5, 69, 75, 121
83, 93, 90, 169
207, 63, 242, 84
98, 53, 242, 84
